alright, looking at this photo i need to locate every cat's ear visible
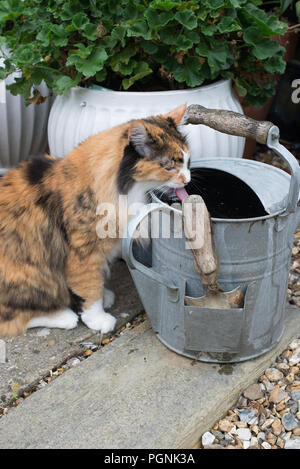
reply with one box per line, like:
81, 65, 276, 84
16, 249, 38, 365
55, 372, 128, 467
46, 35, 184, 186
129, 123, 153, 158
161, 103, 187, 125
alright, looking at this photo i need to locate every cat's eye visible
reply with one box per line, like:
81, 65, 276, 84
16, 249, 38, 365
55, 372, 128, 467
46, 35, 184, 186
164, 161, 176, 171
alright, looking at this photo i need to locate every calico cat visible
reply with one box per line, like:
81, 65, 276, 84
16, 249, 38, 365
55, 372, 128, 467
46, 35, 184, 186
0, 104, 190, 337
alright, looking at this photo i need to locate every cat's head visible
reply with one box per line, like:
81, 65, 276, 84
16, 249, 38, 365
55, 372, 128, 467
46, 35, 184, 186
118, 104, 190, 194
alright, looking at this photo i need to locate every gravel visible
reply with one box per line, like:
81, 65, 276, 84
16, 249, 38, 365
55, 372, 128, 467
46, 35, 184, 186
201, 146, 300, 450
201, 220, 300, 449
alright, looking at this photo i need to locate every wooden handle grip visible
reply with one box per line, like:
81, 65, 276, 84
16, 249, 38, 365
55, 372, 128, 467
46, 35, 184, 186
182, 195, 218, 284
183, 104, 275, 144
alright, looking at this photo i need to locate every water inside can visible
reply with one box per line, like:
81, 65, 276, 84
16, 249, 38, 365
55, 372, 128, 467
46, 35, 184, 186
161, 168, 268, 219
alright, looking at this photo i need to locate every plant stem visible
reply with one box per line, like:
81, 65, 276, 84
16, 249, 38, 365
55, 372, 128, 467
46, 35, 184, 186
288, 23, 300, 30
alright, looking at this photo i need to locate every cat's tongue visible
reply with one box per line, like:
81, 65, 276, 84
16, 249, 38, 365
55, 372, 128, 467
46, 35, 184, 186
175, 188, 189, 201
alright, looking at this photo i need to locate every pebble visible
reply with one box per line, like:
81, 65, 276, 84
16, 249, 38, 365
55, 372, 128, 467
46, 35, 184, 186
265, 368, 284, 382
202, 431, 215, 447
250, 436, 258, 448
257, 431, 266, 441
36, 328, 51, 337
238, 408, 257, 424
218, 419, 235, 433
267, 433, 277, 445
243, 440, 250, 449
271, 418, 282, 436
284, 437, 300, 449
261, 418, 274, 430
289, 349, 300, 366
243, 383, 264, 401
282, 412, 299, 431
291, 391, 300, 401
236, 421, 248, 428
236, 428, 251, 441
269, 386, 289, 403
290, 339, 300, 350
225, 433, 235, 442
261, 442, 272, 449
66, 357, 81, 368
212, 430, 224, 441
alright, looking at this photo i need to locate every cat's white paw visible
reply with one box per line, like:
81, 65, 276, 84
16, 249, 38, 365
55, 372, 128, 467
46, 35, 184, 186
81, 299, 117, 333
27, 308, 78, 330
103, 288, 115, 309
55, 309, 79, 329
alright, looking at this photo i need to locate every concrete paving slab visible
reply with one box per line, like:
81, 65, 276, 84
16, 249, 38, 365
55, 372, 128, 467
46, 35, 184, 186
0, 305, 299, 449
0, 261, 143, 404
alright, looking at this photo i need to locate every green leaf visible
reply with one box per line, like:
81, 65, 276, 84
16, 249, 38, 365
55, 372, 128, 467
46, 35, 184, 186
165, 56, 204, 87
16, 45, 35, 65
52, 75, 79, 94
280, 0, 293, 14
296, 1, 300, 22
217, 16, 241, 34
241, 4, 288, 36
51, 24, 69, 47
140, 40, 159, 54
234, 78, 247, 97
61, 2, 79, 20
111, 25, 127, 44
0, 67, 7, 79
110, 44, 136, 72
95, 67, 107, 83
127, 20, 152, 40
149, 0, 181, 11
122, 61, 152, 89
0, 0, 23, 22
196, 41, 233, 73
82, 23, 98, 40
202, 0, 225, 9
243, 27, 283, 60
145, 9, 174, 29
199, 22, 218, 37
264, 55, 286, 74
72, 13, 89, 30
174, 10, 197, 30
67, 46, 108, 77
7, 76, 32, 98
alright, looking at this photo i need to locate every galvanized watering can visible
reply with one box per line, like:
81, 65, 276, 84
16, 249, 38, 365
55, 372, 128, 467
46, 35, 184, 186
122, 105, 300, 363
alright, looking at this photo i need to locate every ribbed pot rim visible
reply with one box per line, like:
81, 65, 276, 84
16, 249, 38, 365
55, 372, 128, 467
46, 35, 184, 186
70, 78, 231, 97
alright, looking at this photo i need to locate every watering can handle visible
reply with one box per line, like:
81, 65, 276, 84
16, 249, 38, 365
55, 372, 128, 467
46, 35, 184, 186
183, 105, 300, 214
122, 203, 179, 296
183, 104, 274, 144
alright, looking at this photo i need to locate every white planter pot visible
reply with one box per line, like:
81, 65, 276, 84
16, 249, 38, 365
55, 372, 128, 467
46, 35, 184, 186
48, 78, 245, 160
0, 56, 53, 169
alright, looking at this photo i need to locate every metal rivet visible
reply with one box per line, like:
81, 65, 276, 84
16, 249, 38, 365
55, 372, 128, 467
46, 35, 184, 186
80, 101, 87, 108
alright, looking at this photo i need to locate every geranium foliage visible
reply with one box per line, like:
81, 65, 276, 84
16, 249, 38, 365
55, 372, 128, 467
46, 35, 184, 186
0, 0, 288, 105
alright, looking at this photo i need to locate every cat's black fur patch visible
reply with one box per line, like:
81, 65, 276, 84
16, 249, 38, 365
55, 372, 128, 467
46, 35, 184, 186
12, 206, 26, 218
117, 143, 141, 194
68, 288, 84, 314
26, 155, 56, 185
3, 284, 64, 312
36, 190, 69, 244
75, 188, 95, 211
